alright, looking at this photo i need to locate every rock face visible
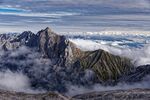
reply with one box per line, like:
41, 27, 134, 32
38, 27, 67, 58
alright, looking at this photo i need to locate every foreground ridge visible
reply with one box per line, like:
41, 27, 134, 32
0, 89, 150, 100
72, 88, 150, 100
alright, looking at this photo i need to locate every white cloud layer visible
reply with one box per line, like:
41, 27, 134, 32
67, 75, 150, 96
0, 70, 30, 91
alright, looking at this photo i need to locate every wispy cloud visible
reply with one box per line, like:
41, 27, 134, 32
0, 0, 149, 32
0, 7, 28, 13
0, 11, 79, 18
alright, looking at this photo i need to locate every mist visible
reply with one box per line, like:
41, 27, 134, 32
0, 70, 30, 91
0, 46, 96, 93
67, 75, 150, 96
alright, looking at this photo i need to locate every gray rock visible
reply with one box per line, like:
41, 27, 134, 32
0, 89, 69, 100
0, 89, 150, 100
72, 89, 150, 100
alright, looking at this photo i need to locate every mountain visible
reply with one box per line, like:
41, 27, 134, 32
0, 27, 149, 94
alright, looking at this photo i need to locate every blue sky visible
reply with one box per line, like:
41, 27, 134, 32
0, 0, 150, 32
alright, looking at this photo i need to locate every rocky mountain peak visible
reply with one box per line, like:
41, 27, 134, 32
38, 27, 68, 58
12, 31, 35, 42
38, 27, 54, 36
45, 27, 52, 32
0, 27, 137, 85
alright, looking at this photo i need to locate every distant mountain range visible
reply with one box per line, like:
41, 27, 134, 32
0, 27, 150, 99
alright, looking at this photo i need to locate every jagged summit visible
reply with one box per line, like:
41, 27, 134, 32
38, 27, 68, 58
38, 27, 54, 36
45, 27, 52, 32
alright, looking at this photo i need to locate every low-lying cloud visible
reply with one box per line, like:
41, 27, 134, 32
67, 75, 150, 96
0, 46, 95, 93
0, 70, 30, 91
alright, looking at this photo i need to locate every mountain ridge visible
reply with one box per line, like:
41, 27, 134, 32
0, 27, 149, 94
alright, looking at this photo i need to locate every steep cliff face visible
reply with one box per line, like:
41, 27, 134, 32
38, 27, 67, 58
